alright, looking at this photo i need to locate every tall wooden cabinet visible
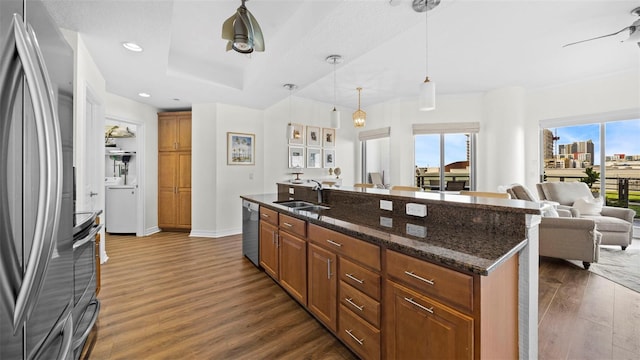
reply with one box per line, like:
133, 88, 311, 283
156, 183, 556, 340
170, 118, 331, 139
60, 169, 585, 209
158, 111, 191, 230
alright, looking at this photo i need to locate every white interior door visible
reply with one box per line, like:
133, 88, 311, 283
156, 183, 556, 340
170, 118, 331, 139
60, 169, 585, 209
83, 87, 107, 262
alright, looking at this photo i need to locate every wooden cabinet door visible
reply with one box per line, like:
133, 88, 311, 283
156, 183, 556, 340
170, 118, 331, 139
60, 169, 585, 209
308, 243, 337, 332
279, 231, 307, 305
385, 281, 473, 360
176, 114, 191, 151
259, 221, 279, 279
158, 112, 191, 151
158, 115, 178, 151
158, 152, 178, 228
177, 189, 191, 228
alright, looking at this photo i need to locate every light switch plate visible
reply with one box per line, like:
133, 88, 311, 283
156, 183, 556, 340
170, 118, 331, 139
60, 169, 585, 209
406, 203, 427, 217
288, 187, 295, 194
406, 223, 427, 238
380, 216, 393, 228
380, 200, 393, 211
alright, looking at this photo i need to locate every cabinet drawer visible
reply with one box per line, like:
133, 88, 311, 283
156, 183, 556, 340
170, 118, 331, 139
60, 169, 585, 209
339, 281, 380, 329
339, 304, 381, 360
308, 224, 380, 271
386, 250, 473, 313
259, 207, 278, 226
340, 258, 380, 300
279, 213, 306, 238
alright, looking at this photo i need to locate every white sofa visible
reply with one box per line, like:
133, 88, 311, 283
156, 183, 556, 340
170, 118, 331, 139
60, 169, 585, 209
506, 183, 601, 269
536, 182, 635, 250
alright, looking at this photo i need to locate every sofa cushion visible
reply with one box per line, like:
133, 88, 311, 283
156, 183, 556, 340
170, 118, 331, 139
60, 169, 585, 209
573, 197, 603, 215
506, 183, 538, 202
539, 182, 594, 206
583, 215, 632, 233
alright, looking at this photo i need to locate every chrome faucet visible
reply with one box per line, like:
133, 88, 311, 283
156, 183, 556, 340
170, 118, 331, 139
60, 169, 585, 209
308, 179, 323, 204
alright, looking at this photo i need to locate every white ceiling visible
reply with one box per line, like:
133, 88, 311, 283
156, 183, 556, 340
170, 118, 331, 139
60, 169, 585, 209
42, 0, 640, 111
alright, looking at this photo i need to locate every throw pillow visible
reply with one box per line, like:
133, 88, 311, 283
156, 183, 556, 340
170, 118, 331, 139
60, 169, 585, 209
573, 197, 603, 216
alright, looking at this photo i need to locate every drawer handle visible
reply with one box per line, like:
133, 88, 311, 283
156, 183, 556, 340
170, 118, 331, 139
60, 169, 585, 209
326, 239, 342, 247
283, 222, 293, 228
345, 329, 364, 346
404, 297, 434, 314
345, 297, 364, 312
261, 213, 269, 218
404, 271, 435, 286
345, 273, 364, 284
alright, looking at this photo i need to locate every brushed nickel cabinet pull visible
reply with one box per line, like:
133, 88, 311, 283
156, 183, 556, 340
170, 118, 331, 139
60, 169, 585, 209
326, 239, 342, 247
404, 270, 435, 285
261, 213, 269, 218
345, 273, 364, 284
283, 222, 293, 228
345, 329, 364, 346
404, 297, 434, 314
275, 233, 279, 247
327, 258, 332, 279
345, 298, 364, 311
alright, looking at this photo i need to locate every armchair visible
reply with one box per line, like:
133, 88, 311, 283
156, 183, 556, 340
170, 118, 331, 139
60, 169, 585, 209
537, 182, 635, 250
505, 183, 601, 269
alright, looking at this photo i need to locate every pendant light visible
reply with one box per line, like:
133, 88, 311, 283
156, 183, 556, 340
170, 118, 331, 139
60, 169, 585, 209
352, 87, 366, 128
415, 0, 439, 111
284, 84, 298, 139
326, 55, 343, 129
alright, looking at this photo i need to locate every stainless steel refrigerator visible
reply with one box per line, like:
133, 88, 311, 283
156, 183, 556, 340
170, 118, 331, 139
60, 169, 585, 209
1, 0, 75, 358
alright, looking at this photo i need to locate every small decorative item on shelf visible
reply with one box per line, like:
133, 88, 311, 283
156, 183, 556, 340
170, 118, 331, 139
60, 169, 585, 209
328, 168, 333, 176
334, 167, 341, 179
291, 167, 304, 184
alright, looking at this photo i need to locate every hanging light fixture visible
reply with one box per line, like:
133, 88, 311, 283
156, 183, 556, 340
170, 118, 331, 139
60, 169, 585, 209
222, 0, 264, 54
414, 0, 440, 111
352, 87, 366, 128
326, 55, 343, 129
284, 84, 298, 139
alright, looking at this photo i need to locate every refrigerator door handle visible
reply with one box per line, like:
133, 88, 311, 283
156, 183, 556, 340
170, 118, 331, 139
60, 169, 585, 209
10, 13, 63, 333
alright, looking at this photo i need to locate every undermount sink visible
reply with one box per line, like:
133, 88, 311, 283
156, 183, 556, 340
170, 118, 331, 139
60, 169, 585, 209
296, 205, 330, 211
275, 200, 315, 208
275, 201, 330, 211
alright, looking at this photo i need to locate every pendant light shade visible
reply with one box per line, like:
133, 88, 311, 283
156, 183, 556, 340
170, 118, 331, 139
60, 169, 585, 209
331, 108, 341, 129
419, 77, 435, 111
222, 0, 264, 54
353, 87, 366, 128
326, 55, 343, 129
284, 84, 297, 139
416, 0, 439, 111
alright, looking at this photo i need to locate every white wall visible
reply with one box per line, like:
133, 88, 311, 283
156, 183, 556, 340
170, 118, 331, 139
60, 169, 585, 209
105, 93, 159, 235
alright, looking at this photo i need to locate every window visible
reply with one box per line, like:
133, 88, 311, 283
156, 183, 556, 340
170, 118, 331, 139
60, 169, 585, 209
360, 127, 390, 188
541, 117, 640, 215
413, 123, 478, 191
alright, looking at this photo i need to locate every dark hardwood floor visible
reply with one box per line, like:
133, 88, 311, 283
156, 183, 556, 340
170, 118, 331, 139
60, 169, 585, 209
90, 232, 640, 359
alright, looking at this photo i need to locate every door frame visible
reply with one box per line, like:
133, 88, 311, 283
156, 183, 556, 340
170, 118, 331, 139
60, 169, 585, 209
105, 114, 146, 237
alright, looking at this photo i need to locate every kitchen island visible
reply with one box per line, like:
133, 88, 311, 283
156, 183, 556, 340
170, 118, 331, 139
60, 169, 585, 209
242, 184, 541, 359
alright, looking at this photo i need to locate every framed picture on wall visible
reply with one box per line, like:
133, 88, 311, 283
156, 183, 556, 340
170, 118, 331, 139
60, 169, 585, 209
322, 127, 336, 147
227, 132, 255, 165
288, 123, 305, 145
306, 126, 321, 147
289, 146, 305, 168
323, 149, 335, 168
307, 148, 322, 168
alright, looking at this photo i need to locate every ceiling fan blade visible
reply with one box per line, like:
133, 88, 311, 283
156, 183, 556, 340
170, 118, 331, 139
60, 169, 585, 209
246, 10, 264, 52
562, 26, 632, 47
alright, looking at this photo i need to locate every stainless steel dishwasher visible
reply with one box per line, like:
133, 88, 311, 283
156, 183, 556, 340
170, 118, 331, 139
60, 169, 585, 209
242, 200, 260, 267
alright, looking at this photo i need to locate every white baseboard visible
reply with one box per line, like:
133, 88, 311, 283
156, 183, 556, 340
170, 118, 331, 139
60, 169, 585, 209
145, 226, 161, 236
190, 228, 241, 238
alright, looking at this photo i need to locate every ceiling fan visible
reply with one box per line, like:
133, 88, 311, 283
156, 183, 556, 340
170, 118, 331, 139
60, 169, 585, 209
222, 0, 264, 54
563, 7, 640, 48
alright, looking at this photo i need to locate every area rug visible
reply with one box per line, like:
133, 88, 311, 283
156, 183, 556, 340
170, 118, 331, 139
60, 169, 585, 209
589, 247, 640, 293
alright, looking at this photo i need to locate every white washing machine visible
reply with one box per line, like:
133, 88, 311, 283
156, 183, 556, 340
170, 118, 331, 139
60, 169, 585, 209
105, 181, 137, 233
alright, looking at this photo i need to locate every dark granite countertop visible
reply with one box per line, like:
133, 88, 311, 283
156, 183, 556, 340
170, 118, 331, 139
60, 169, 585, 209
242, 191, 538, 276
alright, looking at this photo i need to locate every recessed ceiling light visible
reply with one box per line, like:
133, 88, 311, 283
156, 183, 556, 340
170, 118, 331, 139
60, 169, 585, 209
122, 42, 143, 52
138, 92, 151, 98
